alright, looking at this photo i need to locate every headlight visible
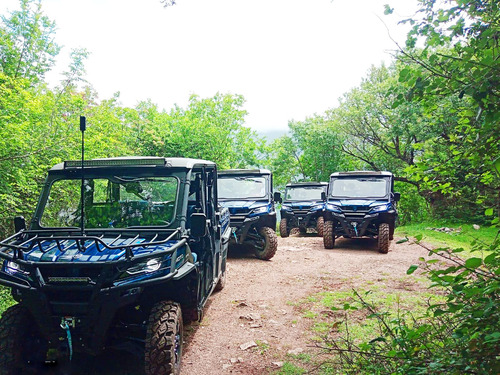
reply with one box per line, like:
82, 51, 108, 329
5, 261, 30, 275
250, 205, 269, 216
281, 204, 292, 211
326, 203, 342, 213
126, 258, 162, 275
4, 260, 31, 281
370, 203, 391, 213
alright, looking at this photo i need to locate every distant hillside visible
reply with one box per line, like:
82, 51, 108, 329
256, 129, 288, 142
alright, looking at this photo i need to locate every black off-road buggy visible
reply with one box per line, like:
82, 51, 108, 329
217, 169, 281, 260
0, 157, 230, 375
279, 182, 328, 237
322, 171, 400, 253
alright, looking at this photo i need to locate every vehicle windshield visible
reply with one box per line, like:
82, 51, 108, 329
285, 186, 325, 201
218, 176, 267, 199
41, 176, 178, 228
330, 178, 388, 198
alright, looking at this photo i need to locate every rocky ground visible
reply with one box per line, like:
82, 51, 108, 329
180, 234, 429, 374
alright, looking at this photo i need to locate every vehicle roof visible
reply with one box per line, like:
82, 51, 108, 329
50, 157, 216, 171
330, 171, 393, 177
218, 168, 271, 176
286, 182, 328, 187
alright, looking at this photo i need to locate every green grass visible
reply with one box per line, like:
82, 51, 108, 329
287, 283, 445, 374
396, 221, 498, 252
273, 362, 306, 375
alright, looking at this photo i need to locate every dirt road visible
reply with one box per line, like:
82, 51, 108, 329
180, 234, 428, 375
42, 233, 427, 374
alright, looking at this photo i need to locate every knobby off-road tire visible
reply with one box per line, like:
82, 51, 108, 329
323, 220, 335, 249
316, 216, 324, 237
145, 301, 183, 375
389, 225, 395, 241
378, 222, 390, 254
0, 304, 47, 375
214, 258, 227, 292
279, 218, 289, 238
255, 226, 278, 260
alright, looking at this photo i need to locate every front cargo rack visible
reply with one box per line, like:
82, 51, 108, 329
0, 228, 183, 261
0, 228, 189, 292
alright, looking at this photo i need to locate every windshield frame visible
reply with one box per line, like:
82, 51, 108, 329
217, 175, 270, 200
284, 185, 326, 202
328, 177, 390, 199
36, 171, 182, 230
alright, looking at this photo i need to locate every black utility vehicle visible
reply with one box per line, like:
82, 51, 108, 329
217, 169, 280, 260
0, 157, 230, 375
322, 171, 400, 253
279, 182, 328, 237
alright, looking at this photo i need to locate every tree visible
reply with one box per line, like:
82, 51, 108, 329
330, 64, 439, 183
266, 115, 351, 189
0, 0, 60, 83
390, 0, 500, 219
136, 93, 263, 169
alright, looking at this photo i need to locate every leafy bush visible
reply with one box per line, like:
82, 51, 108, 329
394, 181, 429, 225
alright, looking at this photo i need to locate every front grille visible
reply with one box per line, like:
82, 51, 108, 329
44, 290, 93, 315
229, 217, 245, 227
229, 207, 250, 215
292, 210, 309, 215
45, 290, 93, 303
342, 206, 370, 220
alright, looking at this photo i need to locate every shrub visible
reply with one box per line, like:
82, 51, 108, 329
320, 231, 500, 374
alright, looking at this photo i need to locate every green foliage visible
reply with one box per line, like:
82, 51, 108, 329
322, 235, 500, 375
0, 286, 15, 315
395, 0, 500, 221
331, 63, 435, 174
0, 0, 60, 83
273, 362, 306, 375
266, 114, 352, 189
394, 181, 429, 224
266, 135, 300, 189
0, 2, 265, 238
135, 93, 264, 169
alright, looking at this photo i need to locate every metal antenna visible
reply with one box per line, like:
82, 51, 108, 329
80, 116, 86, 234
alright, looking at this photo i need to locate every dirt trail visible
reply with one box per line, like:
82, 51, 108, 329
38, 234, 428, 375
180, 235, 428, 375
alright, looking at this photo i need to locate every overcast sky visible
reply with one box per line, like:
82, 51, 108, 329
0, 0, 418, 131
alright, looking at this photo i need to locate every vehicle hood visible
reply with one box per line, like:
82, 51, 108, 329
219, 200, 268, 211
283, 200, 323, 209
21, 236, 181, 263
329, 199, 387, 207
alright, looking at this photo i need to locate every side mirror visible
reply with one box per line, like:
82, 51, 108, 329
321, 192, 327, 201
14, 216, 26, 232
273, 191, 282, 203
190, 213, 207, 237
393, 192, 401, 202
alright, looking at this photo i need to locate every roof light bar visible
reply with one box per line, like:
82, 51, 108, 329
64, 158, 165, 169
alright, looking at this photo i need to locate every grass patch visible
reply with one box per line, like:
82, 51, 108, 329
289, 284, 447, 374
299, 283, 444, 349
273, 362, 306, 375
396, 221, 498, 252
303, 310, 317, 319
